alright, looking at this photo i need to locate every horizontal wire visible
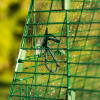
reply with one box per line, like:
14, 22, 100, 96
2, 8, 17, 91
11, 83, 67, 88
71, 0, 100, 2
68, 62, 100, 65
69, 88, 100, 92
69, 75, 100, 79
24, 28, 100, 36
21, 48, 100, 51
18, 59, 100, 65
30, 8, 100, 13
26, 21, 100, 25
23, 35, 100, 38
15, 72, 67, 76
48, 0, 100, 2
9, 95, 64, 100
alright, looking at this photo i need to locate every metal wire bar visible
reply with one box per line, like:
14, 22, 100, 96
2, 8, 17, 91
30, 8, 100, 13
26, 21, 100, 25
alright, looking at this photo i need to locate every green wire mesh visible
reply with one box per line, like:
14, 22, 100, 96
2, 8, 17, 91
9, 0, 100, 100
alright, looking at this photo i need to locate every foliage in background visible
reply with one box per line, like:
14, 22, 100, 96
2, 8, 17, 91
0, 0, 30, 83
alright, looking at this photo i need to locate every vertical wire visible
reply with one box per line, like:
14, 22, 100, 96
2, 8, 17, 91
28, 0, 35, 99
57, 5, 67, 97
27, 0, 37, 99
63, 0, 71, 99
57, 67, 66, 98
33, 0, 38, 98
66, 11, 70, 100
66, 10, 70, 100
44, 0, 54, 98
26, 80, 29, 100
21, 0, 33, 49
71, 0, 85, 49
82, 0, 98, 88
97, 30, 100, 100
56, 0, 66, 50
72, 0, 86, 88
46, 0, 54, 28
20, 80, 22, 100
89, 29, 100, 100
83, 1, 98, 100
9, 73, 17, 100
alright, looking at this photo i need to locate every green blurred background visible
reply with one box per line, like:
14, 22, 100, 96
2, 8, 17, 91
0, 0, 30, 99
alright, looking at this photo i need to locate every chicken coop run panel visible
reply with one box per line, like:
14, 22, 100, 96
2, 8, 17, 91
9, 0, 100, 100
